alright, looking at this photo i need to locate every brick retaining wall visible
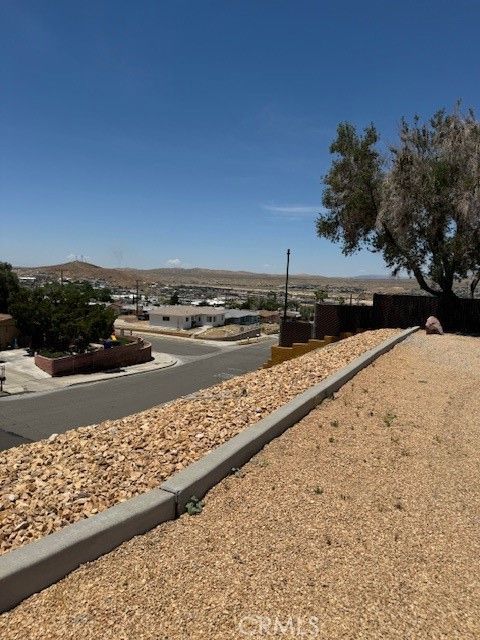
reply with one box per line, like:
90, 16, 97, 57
35, 339, 152, 376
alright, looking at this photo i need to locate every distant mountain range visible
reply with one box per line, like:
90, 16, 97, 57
352, 274, 394, 280
14, 261, 416, 294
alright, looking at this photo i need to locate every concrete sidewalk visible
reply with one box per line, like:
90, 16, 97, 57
0, 349, 176, 395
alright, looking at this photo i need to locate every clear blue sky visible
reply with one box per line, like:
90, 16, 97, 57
1, 1, 479, 275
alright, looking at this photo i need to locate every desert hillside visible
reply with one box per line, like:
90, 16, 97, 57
14, 261, 418, 295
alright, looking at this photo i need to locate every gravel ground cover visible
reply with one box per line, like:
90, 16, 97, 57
1, 331, 478, 639
0, 329, 397, 555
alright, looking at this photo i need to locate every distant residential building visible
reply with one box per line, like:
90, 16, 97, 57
258, 309, 280, 324
224, 310, 260, 326
191, 298, 225, 307
18, 276, 37, 287
257, 309, 301, 324
0, 314, 17, 349
149, 306, 225, 330
286, 310, 302, 319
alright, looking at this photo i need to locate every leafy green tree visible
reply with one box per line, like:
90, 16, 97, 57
256, 291, 279, 311
264, 291, 279, 311
314, 289, 328, 302
287, 300, 300, 311
317, 106, 480, 298
10, 283, 115, 351
0, 262, 20, 313
299, 305, 314, 320
9, 287, 49, 349
92, 287, 113, 302
169, 291, 180, 305
240, 295, 257, 310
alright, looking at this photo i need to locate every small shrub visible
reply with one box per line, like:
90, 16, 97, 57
185, 496, 204, 515
38, 349, 70, 359
383, 412, 397, 427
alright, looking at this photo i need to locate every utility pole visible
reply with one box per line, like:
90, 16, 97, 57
283, 249, 291, 323
135, 279, 140, 317
60, 270, 64, 286
0, 365, 5, 393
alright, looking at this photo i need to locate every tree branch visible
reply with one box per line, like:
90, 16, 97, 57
381, 223, 441, 296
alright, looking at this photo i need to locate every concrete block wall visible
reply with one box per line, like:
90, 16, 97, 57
263, 332, 357, 369
263, 338, 329, 368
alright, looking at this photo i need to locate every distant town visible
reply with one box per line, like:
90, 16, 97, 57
14, 259, 429, 312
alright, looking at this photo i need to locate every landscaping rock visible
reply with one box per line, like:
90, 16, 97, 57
425, 316, 444, 335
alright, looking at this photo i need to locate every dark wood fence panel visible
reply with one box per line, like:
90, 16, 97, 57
279, 320, 313, 347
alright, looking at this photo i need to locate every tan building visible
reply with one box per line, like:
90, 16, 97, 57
0, 314, 17, 349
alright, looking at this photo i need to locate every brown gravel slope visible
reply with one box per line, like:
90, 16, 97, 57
2, 332, 479, 639
0, 329, 397, 555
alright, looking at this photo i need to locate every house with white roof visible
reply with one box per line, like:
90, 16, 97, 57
224, 309, 260, 326
149, 306, 225, 330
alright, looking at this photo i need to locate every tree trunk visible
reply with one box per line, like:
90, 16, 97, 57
470, 272, 480, 299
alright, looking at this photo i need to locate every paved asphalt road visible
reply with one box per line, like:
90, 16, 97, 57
144, 334, 221, 358
0, 335, 274, 451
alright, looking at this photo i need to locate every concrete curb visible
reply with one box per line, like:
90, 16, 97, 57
0, 489, 175, 613
61, 354, 178, 389
0, 354, 178, 397
0, 327, 417, 612
161, 326, 419, 514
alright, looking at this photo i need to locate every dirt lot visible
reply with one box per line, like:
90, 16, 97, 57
1, 331, 479, 639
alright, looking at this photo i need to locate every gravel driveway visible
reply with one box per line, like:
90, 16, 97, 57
1, 332, 479, 639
